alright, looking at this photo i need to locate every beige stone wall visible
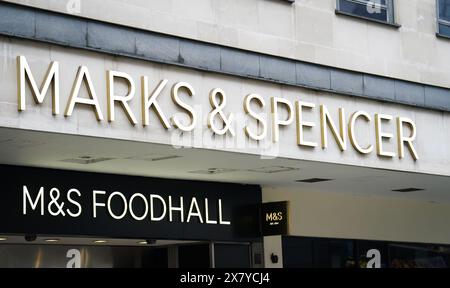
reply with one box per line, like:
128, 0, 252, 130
263, 186, 450, 244
4, 0, 450, 88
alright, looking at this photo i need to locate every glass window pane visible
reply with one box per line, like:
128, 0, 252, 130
282, 236, 356, 268
439, 0, 450, 22
388, 244, 450, 268
328, 240, 356, 268
369, 0, 387, 6
282, 237, 314, 268
350, 0, 388, 5
439, 23, 450, 36
338, 0, 389, 22
214, 243, 251, 268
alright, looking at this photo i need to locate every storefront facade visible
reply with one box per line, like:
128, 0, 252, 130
0, 165, 261, 267
0, 0, 450, 268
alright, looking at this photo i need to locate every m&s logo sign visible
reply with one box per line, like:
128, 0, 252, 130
261, 201, 289, 236
266, 212, 283, 225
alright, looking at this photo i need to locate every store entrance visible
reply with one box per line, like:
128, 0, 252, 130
0, 235, 254, 268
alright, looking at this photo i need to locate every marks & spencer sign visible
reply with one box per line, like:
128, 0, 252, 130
15, 55, 419, 161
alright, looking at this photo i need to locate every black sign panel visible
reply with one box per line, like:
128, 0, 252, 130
261, 201, 289, 236
0, 165, 261, 241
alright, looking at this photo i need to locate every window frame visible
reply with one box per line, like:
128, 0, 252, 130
437, 0, 450, 38
335, 0, 400, 28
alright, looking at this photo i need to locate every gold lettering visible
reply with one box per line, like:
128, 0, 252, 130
348, 111, 373, 154
296, 101, 317, 148
375, 113, 395, 158
320, 105, 346, 151
271, 97, 294, 143
171, 82, 197, 132
64, 66, 103, 120
141, 77, 171, 128
106, 70, 137, 125
397, 117, 419, 160
17, 55, 59, 115
244, 94, 267, 141
207, 88, 235, 136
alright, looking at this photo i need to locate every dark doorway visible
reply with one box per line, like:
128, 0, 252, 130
178, 244, 211, 268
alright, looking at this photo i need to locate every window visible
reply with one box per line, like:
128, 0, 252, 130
438, 0, 450, 37
389, 244, 450, 268
336, 0, 396, 25
282, 236, 450, 268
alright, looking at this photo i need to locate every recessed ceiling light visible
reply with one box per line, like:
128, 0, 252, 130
45, 239, 59, 242
93, 240, 107, 244
296, 178, 333, 183
137, 240, 157, 245
0, 237, 7, 241
248, 166, 299, 174
391, 188, 424, 193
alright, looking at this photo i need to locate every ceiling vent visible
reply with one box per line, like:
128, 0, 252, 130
247, 166, 299, 174
188, 168, 237, 175
126, 154, 181, 162
391, 188, 424, 193
296, 178, 333, 183
61, 156, 113, 164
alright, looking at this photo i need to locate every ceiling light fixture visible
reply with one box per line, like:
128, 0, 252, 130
45, 239, 59, 242
93, 240, 107, 244
138, 239, 156, 245
0, 237, 7, 241
296, 178, 333, 183
391, 188, 424, 193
